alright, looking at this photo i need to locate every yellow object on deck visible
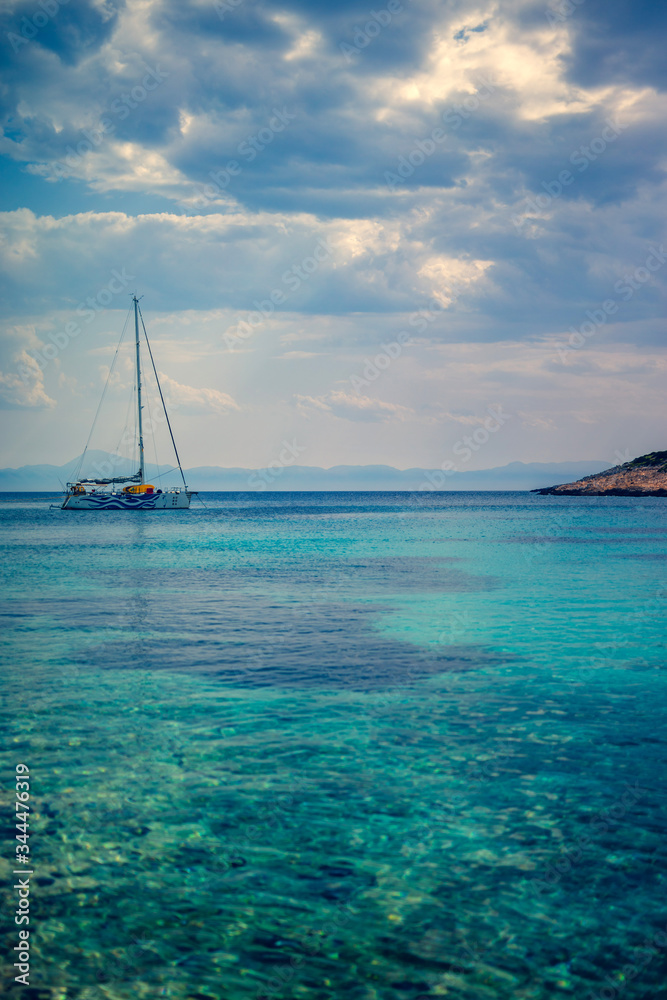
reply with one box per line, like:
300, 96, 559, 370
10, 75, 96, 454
123, 484, 155, 494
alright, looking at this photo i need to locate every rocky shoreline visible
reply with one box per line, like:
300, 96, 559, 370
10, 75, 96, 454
533, 450, 667, 496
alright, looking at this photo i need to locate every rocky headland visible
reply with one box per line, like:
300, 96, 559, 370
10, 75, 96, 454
533, 450, 667, 496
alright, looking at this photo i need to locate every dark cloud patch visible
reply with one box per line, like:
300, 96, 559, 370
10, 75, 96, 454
440, 102, 667, 219
0, 0, 124, 68
155, 0, 446, 74
332, 3, 446, 74
565, 0, 667, 92
175, 117, 468, 219
151, 0, 288, 49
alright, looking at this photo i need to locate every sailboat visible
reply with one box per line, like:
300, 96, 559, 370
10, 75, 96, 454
61, 296, 196, 510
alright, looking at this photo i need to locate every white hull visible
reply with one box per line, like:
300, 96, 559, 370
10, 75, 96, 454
62, 491, 192, 510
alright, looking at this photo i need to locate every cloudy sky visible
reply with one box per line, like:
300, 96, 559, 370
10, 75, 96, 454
0, 0, 665, 472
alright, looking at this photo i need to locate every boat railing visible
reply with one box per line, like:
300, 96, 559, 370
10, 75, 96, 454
66, 482, 188, 494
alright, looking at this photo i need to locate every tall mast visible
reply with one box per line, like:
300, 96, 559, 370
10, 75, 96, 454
133, 295, 145, 484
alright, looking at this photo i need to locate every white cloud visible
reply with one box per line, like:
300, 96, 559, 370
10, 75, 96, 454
0, 351, 55, 409
27, 143, 190, 196
158, 373, 239, 416
0, 207, 495, 322
295, 390, 412, 423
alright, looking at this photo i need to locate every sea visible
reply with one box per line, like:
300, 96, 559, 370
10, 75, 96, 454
1, 491, 666, 1000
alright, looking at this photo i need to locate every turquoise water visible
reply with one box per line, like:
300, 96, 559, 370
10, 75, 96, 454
1, 491, 666, 1000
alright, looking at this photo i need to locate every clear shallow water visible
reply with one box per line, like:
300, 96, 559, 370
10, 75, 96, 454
1, 491, 666, 1000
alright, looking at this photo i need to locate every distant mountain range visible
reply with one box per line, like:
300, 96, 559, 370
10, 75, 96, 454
0, 451, 610, 492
